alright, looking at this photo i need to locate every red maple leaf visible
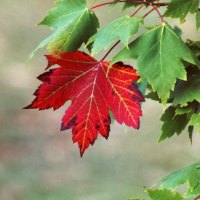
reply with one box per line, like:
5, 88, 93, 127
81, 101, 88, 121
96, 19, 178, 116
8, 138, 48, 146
25, 51, 144, 156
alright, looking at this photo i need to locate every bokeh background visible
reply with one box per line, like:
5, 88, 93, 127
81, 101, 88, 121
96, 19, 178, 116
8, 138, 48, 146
0, 0, 200, 199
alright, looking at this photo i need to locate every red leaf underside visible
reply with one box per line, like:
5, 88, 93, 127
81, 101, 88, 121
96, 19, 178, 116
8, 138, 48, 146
25, 51, 144, 156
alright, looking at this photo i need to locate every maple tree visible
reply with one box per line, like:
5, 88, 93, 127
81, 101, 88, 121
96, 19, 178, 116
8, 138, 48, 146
25, 0, 200, 199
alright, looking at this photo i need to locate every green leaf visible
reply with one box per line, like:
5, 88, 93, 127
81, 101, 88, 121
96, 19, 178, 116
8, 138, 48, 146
112, 22, 198, 104
160, 106, 189, 141
196, 10, 200, 30
88, 16, 143, 55
158, 162, 200, 198
164, 0, 199, 21
29, 0, 99, 59
173, 68, 200, 106
189, 113, 200, 132
147, 189, 184, 200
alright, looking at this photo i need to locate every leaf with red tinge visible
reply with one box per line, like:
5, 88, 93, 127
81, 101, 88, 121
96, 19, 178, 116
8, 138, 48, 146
25, 51, 144, 156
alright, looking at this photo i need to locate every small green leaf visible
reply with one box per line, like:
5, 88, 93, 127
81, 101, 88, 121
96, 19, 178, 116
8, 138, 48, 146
112, 22, 198, 104
160, 106, 189, 141
29, 0, 99, 60
196, 10, 200, 30
173, 69, 200, 106
88, 16, 143, 55
158, 162, 200, 198
147, 189, 184, 200
164, 0, 199, 21
189, 113, 200, 132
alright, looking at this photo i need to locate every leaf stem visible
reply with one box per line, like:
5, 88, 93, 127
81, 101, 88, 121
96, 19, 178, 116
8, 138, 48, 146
126, 0, 169, 7
90, 1, 116, 10
142, 8, 155, 18
148, 2, 164, 23
90, 0, 169, 10
130, 4, 145, 17
101, 41, 120, 62
135, 1, 164, 23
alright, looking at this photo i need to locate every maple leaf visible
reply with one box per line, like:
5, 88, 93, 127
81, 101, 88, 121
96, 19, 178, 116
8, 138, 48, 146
158, 162, 200, 198
29, 0, 99, 60
164, 0, 199, 21
112, 22, 198, 104
87, 16, 143, 55
25, 51, 144, 156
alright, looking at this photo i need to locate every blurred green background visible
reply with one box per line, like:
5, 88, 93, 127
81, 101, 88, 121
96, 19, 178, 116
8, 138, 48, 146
0, 0, 200, 199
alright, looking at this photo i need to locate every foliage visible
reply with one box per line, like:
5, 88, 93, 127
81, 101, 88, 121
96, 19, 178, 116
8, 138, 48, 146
158, 162, 200, 198
26, 0, 200, 198
29, 0, 99, 59
27, 0, 200, 155
164, 0, 199, 21
131, 162, 200, 199
112, 22, 198, 104
87, 16, 143, 55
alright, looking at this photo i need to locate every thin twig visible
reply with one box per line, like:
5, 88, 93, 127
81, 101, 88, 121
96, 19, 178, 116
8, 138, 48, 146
148, 2, 164, 23
101, 41, 120, 62
90, 1, 116, 10
142, 8, 154, 18
125, 0, 169, 7
90, 0, 169, 10
131, 4, 145, 17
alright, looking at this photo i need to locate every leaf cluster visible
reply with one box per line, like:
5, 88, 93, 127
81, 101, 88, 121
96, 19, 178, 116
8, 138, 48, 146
147, 40, 200, 142
27, 0, 200, 153
26, 0, 200, 199
131, 162, 200, 199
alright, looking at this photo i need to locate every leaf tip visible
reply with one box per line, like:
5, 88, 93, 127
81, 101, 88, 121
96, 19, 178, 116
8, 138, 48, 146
60, 123, 66, 131
80, 150, 84, 157
23, 104, 32, 110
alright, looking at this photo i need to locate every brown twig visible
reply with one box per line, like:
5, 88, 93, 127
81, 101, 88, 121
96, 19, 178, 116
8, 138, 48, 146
90, 0, 169, 10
